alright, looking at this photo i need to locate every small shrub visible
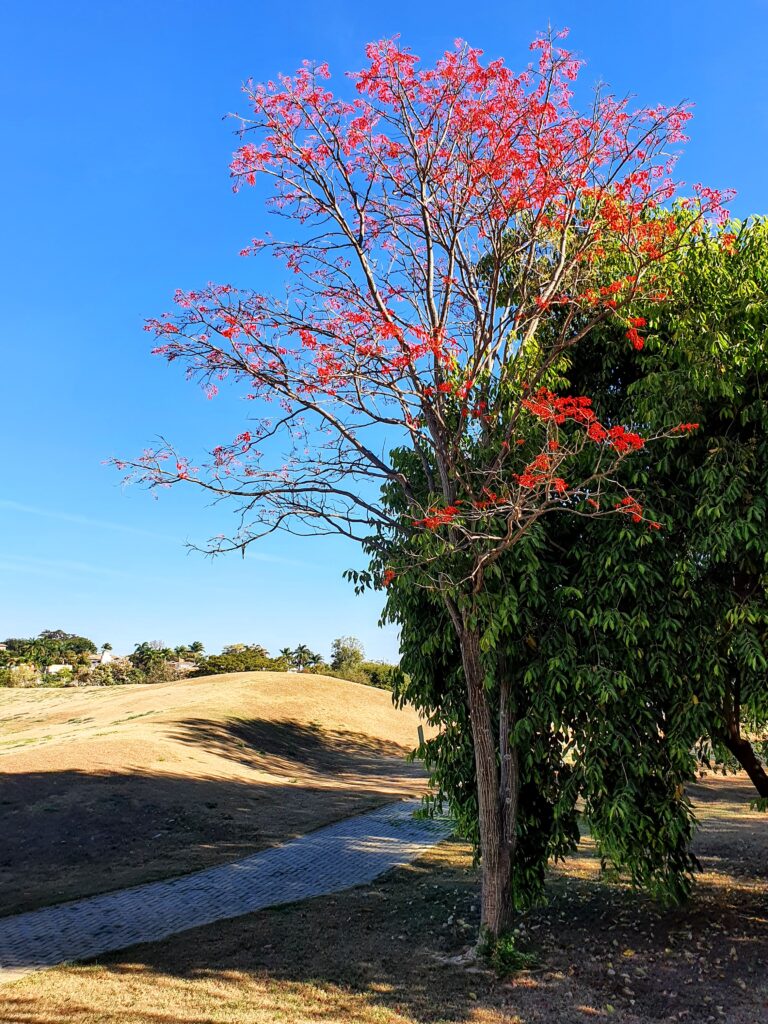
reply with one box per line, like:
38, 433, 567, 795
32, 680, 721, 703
89, 662, 144, 686
320, 661, 398, 690
6, 664, 42, 688
144, 660, 181, 684
359, 661, 398, 690
478, 930, 538, 976
42, 668, 74, 687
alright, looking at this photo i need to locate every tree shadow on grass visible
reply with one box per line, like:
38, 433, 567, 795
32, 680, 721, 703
3, 825, 767, 1024
171, 715, 423, 780
688, 774, 759, 805
0, 768, 422, 918
0, 718, 427, 917
2, 777, 765, 1024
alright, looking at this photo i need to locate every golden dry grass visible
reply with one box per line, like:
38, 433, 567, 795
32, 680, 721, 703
0, 775, 765, 1024
0, 673, 429, 914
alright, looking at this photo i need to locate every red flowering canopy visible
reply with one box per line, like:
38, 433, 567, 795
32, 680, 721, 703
126, 32, 729, 575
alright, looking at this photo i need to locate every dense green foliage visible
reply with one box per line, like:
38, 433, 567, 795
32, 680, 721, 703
1, 629, 96, 670
563, 217, 768, 803
0, 630, 98, 685
331, 636, 365, 672
369, 218, 768, 911
193, 645, 284, 675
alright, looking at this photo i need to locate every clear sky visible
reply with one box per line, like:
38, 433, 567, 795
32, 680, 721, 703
1, 0, 766, 659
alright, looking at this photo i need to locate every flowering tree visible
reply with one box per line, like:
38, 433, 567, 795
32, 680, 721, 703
119, 34, 731, 938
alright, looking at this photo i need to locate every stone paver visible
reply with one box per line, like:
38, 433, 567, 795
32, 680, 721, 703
0, 799, 450, 984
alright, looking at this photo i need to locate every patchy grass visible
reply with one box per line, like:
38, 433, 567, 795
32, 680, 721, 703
1, 774, 765, 1024
0, 673, 429, 915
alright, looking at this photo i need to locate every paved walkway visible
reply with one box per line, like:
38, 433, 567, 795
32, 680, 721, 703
0, 799, 450, 984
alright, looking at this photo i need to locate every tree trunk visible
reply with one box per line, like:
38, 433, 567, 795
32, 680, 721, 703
722, 680, 768, 798
722, 731, 768, 798
458, 622, 519, 939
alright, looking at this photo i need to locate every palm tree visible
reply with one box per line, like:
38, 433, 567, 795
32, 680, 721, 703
276, 647, 293, 670
189, 641, 204, 655
292, 644, 312, 672
20, 637, 60, 677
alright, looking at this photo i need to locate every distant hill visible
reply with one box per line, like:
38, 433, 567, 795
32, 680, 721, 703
0, 672, 430, 915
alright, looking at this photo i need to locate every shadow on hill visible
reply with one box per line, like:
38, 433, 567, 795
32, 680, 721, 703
171, 716, 421, 780
0, 762, 423, 918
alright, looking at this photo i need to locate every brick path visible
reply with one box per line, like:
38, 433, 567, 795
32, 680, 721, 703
0, 799, 450, 984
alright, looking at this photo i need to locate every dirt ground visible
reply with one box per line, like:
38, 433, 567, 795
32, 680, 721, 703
0, 673, 428, 915
1, 773, 765, 1024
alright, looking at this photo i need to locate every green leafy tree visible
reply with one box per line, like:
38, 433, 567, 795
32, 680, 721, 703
330, 636, 365, 672
19, 637, 61, 676
376, 218, 768, 920
374, 479, 692, 909
129, 641, 174, 674
558, 217, 768, 802
277, 647, 294, 669
39, 629, 96, 656
194, 645, 278, 676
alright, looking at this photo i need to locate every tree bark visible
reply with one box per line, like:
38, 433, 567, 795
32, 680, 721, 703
722, 680, 768, 798
458, 621, 519, 939
722, 733, 768, 797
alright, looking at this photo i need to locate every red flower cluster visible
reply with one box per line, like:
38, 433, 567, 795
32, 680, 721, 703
412, 504, 461, 530
522, 390, 597, 425
515, 453, 552, 489
383, 568, 396, 587
615, 495, 644, 523
587, 423, 645, 453
626, 326, 645, 350
720, 232, 737, 255
470, 488, 511, 510
523, 389, 645, 454
613, 495, 660, 529
671, 422, 700, 433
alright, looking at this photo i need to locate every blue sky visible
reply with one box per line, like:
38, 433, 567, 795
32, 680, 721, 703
1, 0, 767, 659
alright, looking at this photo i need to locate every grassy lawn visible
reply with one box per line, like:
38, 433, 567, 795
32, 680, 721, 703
0, 673, 428, 915
1, 774, 765, 1024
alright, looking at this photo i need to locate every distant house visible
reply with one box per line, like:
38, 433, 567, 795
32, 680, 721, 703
88, 649, 116, 667
46, 650, 119, 675
174, 659, 199, 676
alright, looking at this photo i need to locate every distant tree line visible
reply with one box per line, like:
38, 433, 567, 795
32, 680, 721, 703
0, 631, 397, 690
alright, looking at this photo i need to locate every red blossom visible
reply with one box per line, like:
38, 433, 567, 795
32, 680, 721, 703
413, 504, 462, 530
626, 326, 645, 350
671, 422, 700, 433
615, 495, 644, 523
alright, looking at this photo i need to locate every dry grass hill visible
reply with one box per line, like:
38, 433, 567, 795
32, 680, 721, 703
0, 672, 429, 916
